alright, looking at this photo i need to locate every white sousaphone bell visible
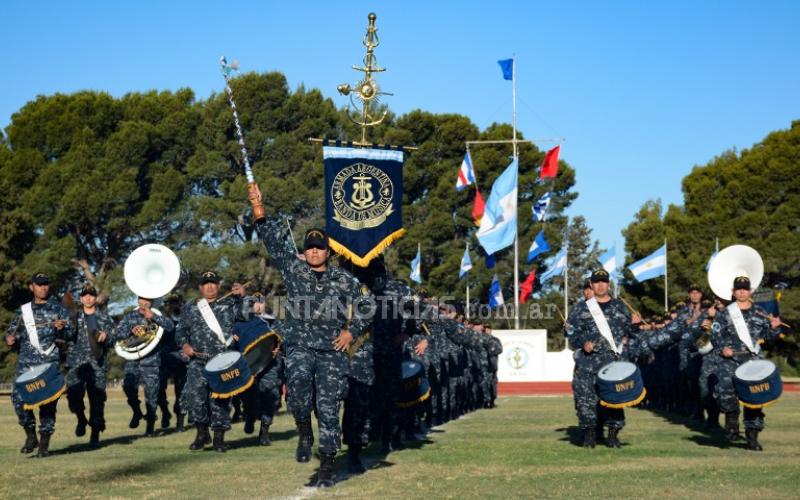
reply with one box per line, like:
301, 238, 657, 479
707, 244, 764, 299
116, 244, 181, 361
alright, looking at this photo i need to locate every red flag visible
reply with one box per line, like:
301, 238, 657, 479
539, 145, 560, 180
519, 268, 537, 304
472, 190, 485, 227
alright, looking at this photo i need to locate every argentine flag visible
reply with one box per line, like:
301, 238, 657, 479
540, 248, 567, 283
409, 247, 422, 284
599, 246, 617, 274
476, 159, 518, 255
628, 244, 667, 281
704, 250, 719, 271
459, 247, 473, 278
532, 192, 551, 222
527, 230, 550, 263
456, 152, 476, 192
489, 275, 505, 309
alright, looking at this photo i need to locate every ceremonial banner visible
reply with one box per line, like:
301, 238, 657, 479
324, 146, 405, 266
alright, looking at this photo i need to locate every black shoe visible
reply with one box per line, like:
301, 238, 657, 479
190, 424, 211, 450
745, 429, 763, 451
347, 444, 366, 474
213, 430, 228, 453
176, 413, 186, 432
244, 417, 255, 435
20, 427, 38, 454
75, 414, 88, 437
582, 428, 596, 448
724, 413, 740, 442
145, 419, 156, 437
129, 408, 143, 429
315, 453, 337, 488
606, 428, 621, 449
295, 419, 314, 463
36, 433, 51, 458
259, 424, 271, 446
89, 429, 101, 448
161, 409, 172, 429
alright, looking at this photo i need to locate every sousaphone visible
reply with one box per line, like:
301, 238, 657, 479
707, 244, 763, 299
115, 244, 181, 361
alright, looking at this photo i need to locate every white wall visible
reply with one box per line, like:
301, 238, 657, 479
494, 329, 574, 382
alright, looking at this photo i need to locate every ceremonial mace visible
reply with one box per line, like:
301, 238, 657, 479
219, 56, 266, 222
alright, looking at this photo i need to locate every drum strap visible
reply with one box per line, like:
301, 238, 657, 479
21, 302, 55, 357
197, 299, 232, 347
727, 303, 759, 354
586, 298, 619, 354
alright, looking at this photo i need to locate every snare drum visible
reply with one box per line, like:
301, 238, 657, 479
202, 351, 254, 399
397, 360, 431, 409
734, 359, 782, 409
15, 363, 66, 410
596, 361, 646, 408
233, 318, 281, 376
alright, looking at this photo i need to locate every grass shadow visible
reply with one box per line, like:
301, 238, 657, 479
555, 426, 585, 447
225, 428, 297, 449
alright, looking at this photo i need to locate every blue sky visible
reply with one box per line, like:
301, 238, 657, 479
2, 1, 798, 264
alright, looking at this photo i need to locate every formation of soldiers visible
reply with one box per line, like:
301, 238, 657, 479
568, 271, 784, 451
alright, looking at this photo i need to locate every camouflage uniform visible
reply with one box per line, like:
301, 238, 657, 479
343, 336, 374, 447
116, 310, 174, 425
484, 334, 503, 407
256, 217, 371, 455
6, 297, 71, 435
158, 312, 188, 424
567, 298, 679, 431
65, 308, 115, 432
710, 305, 782, 430
175, 297, 243, 431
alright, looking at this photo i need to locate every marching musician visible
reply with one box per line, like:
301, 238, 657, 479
4, 272, 71, 457
157, 294, 188, 432
255, 217, 371, 488
708, 276, 782, 450
176, 271, 246, 452
116, 296, 174, 437
65, 284, 114, 447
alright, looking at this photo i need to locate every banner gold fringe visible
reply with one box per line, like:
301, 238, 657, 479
329, 228, 406, 267
23, 383, 66, 410
599, 388, 647, 409
210, 375, 255, 399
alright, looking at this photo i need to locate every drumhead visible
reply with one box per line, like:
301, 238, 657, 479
598, 361, 637, 382
205, 351, 241, 371
16, 363, 52, 383
735, 359, 776, 381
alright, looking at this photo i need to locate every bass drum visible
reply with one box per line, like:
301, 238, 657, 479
734, 359, 782, 409
596, 361, 646, 409
15, 363, 66, 410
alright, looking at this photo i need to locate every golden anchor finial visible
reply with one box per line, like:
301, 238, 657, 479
337, 12, 393, 144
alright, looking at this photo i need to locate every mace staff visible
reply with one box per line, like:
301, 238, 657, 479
219, 56, 266, 222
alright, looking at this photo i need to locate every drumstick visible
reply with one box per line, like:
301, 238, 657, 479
218, 280, 254, 301
746, 298, 791, 328
421, 322, 432, 336
618, 296, 652, 328
555, 305, 568, 328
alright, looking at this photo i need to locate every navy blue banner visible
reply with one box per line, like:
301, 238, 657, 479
323, 146, 405, 266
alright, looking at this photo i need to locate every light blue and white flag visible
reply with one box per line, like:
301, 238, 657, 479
628, 244, 667, 281
532, 192, 551, 222
704, 250, 719, 271
409, 247, 422, 284
459, 247, 473, 278
540, 248, 567, 283
476, 158, 518, 255
527, 230, 550, 263
456, 152, 476, 192
489, 275, 504, 309
599, 246, 617, 274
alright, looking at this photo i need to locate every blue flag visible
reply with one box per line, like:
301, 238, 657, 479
628, 244, 667, 282
459, 247, 473, 278
489, 275, 505, 309
527, 230, 550, 263
485, 253, 496, 269
532, 192, 551, 222
540, 248, 567, 283
498, 59, 514, 81
409, 247, 421, 284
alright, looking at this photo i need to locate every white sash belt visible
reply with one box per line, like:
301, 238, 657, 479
21, 302, 55, 356
586, 298, 619, 354
727, 303, 759, 354
197, 299, 231, 347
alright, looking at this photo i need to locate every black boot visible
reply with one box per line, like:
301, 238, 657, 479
161, 408, 172, 429
295, 419, 314, 463
705, 409, 722, 430
347, 444, 366, 474
213, 430, 228, 453
724, 413, 740, 441
75, 413, 88, 437
190, 424, 211, 450
36, 433, 51, 458
745, 429, 763, 451
244, 416, 255, 435
129, 407, 143, 429
582, 427, 596, 448
606, 428, 621, 448
315, 453, 337, 488
20, 427, 38, 454
90, 428, 101, 448
145, 419, 156, 437
259, 423, 271, 446
176, 413, 186, 432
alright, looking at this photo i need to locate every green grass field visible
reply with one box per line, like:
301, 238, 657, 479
1, 391, 798, 499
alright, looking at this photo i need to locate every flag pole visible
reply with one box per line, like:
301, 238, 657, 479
564, 222, 569, 318
466, 242, 470, 319
512, 55, 520, 330
664, 238, 668, 312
